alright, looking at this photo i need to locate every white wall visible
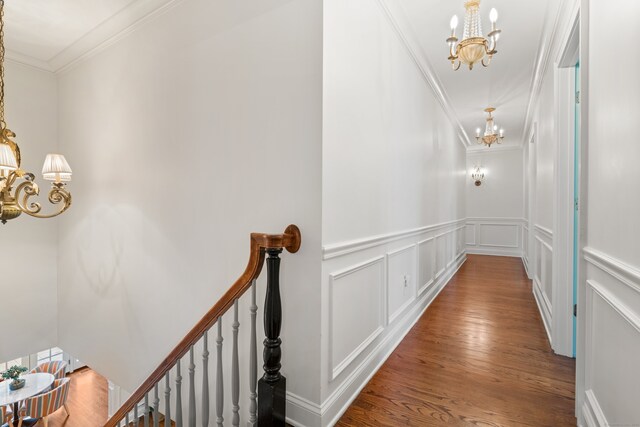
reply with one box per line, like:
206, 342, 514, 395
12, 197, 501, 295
528, 63, 556, 344
0, 61, 58, 361
580, 1, 640, 425
319, 0, 466, 425
56, 0, 323, 424
465, 148, 524, 257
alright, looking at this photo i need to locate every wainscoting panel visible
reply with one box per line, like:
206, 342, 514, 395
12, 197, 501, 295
417, 238, 435, 296
465, 217, 524, 257
582, 247, 640, 427
387, 245, 417, 324
533, 228, 553, 344
320, 220, 467, 426
329, 257, 385, 381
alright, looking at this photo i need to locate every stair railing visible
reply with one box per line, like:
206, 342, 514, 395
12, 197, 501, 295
103, 225, 301, 427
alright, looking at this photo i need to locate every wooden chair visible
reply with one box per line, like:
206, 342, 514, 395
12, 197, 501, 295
1, 405, 13, 424
29, 361, 67, 380
18, 378, 70, 427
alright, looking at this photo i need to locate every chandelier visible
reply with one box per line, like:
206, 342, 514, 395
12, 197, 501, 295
475, 107, 504, 147
0, 0, 72, 224
447, 0, 501, 70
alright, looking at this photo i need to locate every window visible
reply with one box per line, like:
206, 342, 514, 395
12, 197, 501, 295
0, 358, 23, 373
37, 347, 64, 364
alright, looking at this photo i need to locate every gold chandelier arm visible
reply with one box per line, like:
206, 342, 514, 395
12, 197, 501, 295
482, 55, 492, 67
14, 178, 72, 219
452, 60, 461, 71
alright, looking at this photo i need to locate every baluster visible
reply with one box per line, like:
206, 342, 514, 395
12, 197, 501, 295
201, 331, 210, 427
249, 280, 258, 427
176, 361, 183, 427
165, 373, 171, 427
117, 421, 121, 427
134, 403, 138, 427
144, 393, 150, 427
216, 319, 224, 427
258, 248, 286, 425
153, 384, 160, 427
232, 299, 240, 426
125, 412, 130, 427
189, 346, 196, 427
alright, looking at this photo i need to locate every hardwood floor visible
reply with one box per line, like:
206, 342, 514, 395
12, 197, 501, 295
46, 367, 108, 426
337, 255, 576, 427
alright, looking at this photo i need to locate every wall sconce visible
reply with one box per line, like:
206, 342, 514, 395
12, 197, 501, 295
471, 166, 485, 186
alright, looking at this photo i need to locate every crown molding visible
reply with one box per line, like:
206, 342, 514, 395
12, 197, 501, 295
466, 144, 523, 154
520, 0, 578, 145
5, 49, 52, 73
5, 0, 186, 75
51, 0, 187, 74
376, 0, 471, 148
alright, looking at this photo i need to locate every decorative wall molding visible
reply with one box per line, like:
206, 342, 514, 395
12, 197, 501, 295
323, 219, 465, 260
582, 390, 607, 427
328, 256, 385, 382
587, 279, 640, 334
465, 217, 524, 257
386, 244, 417, 325
417, 237, 435, 296
533, 278, 553, 345
321, 253, 466, 426
583, 247, 640, 294
534, 223, 554, 240
375, 0, 470, 147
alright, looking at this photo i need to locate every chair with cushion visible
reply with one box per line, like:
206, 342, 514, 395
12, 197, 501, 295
1, 405, 13, 424
29, 361, 67, 380
18, 378, 70, 427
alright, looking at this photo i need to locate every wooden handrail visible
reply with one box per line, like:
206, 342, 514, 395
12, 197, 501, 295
104, 225, 301, 427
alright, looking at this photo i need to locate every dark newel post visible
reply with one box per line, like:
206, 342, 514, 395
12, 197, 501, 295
258, 248, 286, 426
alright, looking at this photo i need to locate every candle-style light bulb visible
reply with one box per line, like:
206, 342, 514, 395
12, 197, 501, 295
476, 128, 481, 137
450, 15, 459, 31
499, 128, 505, 137
490, 8, 498, 24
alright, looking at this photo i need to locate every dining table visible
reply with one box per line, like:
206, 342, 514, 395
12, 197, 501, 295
0, 373, 54, 427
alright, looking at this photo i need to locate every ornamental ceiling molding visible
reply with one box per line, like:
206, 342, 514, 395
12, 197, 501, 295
376, 0, 471, 148
5, 0, 184, 74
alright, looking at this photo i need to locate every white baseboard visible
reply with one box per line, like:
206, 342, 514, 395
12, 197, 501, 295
307, 253, 467, 427
532, 280, 553, 346
466, 247, 523, 258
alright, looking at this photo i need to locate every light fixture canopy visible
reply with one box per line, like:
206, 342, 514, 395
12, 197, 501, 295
475, 107, 505, 147
446, 0, 502, 70
0, 0, 72, 223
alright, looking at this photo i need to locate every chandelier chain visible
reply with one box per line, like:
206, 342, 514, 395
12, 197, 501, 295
0, 0, 5, 130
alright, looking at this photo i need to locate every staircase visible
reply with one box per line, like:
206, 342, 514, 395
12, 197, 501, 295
104, 225, 302, 427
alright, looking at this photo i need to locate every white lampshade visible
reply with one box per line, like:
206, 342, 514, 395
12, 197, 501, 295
42, 153, 72, 182
0, 143, 17, 172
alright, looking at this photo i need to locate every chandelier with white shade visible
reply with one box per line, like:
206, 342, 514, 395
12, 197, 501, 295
0, 0, 72, 224
475, 107, 504, 147
447, 0, 502, 70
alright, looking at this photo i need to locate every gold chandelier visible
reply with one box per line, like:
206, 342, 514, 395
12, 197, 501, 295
447, 0, 501, 70
0, 0, 72, 224
475, 107, 504, 147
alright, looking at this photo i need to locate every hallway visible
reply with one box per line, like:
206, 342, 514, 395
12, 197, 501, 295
337, 255, 576, 426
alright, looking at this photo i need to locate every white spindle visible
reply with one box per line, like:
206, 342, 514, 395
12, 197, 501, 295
232, 299, 240, 426
165, 373, 171, 427
125, 412, 129, 427
153, 384, 160, 427
189, 346, 196, 427
144, 393, 150, 427
249, 281, 258, 426
216, 319, 224, 427
201, 331, 210, 427
176, 361, 183, 427
134, 404, 138, 426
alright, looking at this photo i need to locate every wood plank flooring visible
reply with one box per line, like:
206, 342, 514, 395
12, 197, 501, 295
337, 255, 576, 427
46, 367, 108, 426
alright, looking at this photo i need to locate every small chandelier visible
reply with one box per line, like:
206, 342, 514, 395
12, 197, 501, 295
447, 0, 501, 70
0, 0, 72, 224
475, 107, 504, 148
471, 166, 485, 186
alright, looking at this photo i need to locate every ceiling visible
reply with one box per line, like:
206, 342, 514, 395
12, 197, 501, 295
393, 0, 558, 148
3, 0, 557, 148
4, 0, 136, 62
